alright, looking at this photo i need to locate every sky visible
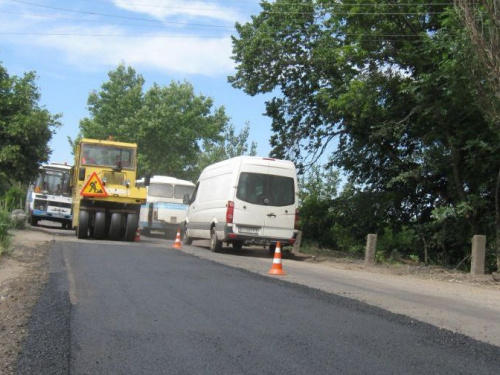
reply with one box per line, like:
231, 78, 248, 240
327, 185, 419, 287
0, 0, 275, 165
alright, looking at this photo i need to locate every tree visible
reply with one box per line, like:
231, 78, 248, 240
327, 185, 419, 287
77, 65, 233, 181
196, 122, 257, 176
298, 164, 340, 248
229, 0, 499, 267
454, 0, 500, 269
0, 62, 61, 186
136, 81, 228, 180
78, 64, 145, 142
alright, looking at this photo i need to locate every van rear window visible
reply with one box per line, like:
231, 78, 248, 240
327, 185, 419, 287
236, 172, 295, 206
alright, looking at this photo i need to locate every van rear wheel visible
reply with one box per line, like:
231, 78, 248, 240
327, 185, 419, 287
210, 228, 222, 252
183, 225, 193, 245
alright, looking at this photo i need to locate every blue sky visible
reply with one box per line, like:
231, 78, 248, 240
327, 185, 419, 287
0, 0, 275, 165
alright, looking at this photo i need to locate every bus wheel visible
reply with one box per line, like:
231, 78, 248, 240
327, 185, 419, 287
109, 213, 122, 241
94, 212, 106, 239
30, 216, 38, 226
77, 211, 89, 239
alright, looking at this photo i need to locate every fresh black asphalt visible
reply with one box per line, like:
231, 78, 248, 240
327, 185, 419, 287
16, 240, 500, 374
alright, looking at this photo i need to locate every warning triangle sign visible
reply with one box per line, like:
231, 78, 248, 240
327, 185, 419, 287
80, 172, 108, 197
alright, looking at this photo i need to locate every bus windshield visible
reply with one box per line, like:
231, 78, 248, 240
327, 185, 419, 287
148, 183, 194, 199
35, 169, 71, 196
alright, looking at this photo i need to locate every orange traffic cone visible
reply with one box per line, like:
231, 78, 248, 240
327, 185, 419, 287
172, 228, 182, 249
269, 241, 286, 275
135, 228, 141, 242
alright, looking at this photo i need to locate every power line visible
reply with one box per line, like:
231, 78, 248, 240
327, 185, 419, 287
0, 10, 236, 30
8, 0, 452, 19
8, 0, 232, 28
0, 32, 231, 38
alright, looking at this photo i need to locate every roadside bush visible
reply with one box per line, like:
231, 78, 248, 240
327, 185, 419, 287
376, 226, 419, 264
0, 207, 12, 256
3, 185, 25, 211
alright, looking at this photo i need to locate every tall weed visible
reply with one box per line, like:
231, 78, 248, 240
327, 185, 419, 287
0, 206, 12, 256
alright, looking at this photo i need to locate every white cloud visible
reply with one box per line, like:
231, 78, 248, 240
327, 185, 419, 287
36, 27, 234, 76
0, 0, 240, 76
112, 0, 242, 23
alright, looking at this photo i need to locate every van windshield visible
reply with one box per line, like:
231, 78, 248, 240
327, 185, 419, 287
236, 172, 295, 206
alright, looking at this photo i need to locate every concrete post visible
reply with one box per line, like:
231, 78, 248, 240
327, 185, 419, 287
293, 230, 302, 253
471, 235, 486, 276
365, 234, 377, 266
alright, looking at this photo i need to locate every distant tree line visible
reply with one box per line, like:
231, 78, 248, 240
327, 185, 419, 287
229, 0, 500, 271
73, 64, 257, 181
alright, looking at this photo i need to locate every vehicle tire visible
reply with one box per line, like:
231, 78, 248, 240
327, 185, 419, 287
77, 210, 89, 239
124, 214, 138, 242
30, 216, 38, 226
210, 227, 222, 252
93, 212, 106, 239
109, 213, 122, 241
183, 224, 193, 245
232, 241, 244, 251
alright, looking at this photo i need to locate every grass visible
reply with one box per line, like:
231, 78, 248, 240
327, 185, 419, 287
0, 208, 12, 256
0, 199, 26, 257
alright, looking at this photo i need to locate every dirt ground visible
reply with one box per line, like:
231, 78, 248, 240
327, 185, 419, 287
0, 228, 499, 375
0, 230, 53, 375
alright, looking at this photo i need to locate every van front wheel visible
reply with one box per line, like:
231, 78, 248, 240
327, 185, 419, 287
210, 228, 222, 252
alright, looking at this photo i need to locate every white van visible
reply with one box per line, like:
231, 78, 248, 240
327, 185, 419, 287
137, 175, 195, 237
183, 156, 299, 253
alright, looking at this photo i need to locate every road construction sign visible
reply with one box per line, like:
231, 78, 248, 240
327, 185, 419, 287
80, 172, 108, 197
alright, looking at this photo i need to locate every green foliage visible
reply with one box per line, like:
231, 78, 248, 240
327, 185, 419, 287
195, 122, 258, 177
0, 203, 12, 256
76, 64, 255, 181
0, 62, 61, 185
229, 0, 500, 269
136, 81, 227, 180
2, 184, 25, 211
79, 64, 145, 142
298, 165, 342, 248
377, 226, 419, 262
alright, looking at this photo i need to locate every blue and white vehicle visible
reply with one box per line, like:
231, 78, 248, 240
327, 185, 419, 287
25, 163, 73, 229
137, 175, 195, 237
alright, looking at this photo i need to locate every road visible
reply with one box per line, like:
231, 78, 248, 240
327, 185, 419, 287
16, 229, 500, 374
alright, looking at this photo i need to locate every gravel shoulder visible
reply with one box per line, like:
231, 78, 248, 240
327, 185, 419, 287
1, 228, 499, 375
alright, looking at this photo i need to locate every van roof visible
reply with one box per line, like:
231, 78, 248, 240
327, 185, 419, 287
206, 155, 295, 169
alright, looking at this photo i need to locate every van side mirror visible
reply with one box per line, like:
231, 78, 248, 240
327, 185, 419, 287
78, 167, 86, 181
183, 193, 190, 205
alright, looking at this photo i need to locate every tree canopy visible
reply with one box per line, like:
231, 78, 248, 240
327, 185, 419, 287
77, 64, 257, 181
230, 0, 500, 268
0, 61, 60, 187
